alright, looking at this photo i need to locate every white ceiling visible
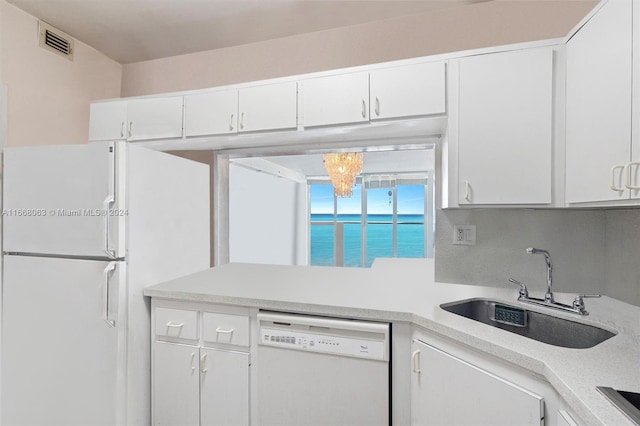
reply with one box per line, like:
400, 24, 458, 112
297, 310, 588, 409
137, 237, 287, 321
7, 0, 490, 64
233, 149, 434, 178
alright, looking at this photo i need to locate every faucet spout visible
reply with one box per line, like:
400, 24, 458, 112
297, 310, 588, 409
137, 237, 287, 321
526, 247, 553, 302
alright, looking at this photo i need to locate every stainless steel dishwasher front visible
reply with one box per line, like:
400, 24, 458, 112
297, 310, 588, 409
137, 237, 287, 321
257, 312, 390, 426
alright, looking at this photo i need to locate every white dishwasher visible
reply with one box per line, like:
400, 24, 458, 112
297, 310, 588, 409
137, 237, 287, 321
257, 312, 390, 426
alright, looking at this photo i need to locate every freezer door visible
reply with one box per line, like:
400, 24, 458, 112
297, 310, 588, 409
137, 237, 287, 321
1, 255, 126, 426
3, 142, 124, 258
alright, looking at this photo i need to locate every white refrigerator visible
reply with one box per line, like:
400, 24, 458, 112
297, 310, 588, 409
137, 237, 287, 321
1, 141, 210, 425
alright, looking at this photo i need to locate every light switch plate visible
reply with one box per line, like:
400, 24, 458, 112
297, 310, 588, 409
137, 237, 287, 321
453, 225, 476, 246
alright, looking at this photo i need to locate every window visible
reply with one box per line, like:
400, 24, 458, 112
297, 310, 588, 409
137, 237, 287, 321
309, 173, 433, 267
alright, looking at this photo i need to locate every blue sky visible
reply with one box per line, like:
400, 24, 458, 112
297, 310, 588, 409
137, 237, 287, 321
311, 184, 424, 215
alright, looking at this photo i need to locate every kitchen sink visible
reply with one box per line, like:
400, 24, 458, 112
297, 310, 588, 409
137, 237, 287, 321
440, 298, 616, 349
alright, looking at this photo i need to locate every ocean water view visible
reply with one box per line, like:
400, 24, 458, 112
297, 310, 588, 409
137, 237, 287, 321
310, 214, 425, 267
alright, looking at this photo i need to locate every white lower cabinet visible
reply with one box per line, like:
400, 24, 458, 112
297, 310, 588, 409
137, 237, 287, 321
154, 342, 200, 426
411, 339, 544, 426
200, 348, 250, 426
409, 329, 583, 426
152, 302, 251, 426
154, 344, 250, 426
557, 410, 580, 426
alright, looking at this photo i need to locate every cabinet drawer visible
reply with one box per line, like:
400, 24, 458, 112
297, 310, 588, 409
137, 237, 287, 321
155, 308, 198, 340
202, 312, 250, 347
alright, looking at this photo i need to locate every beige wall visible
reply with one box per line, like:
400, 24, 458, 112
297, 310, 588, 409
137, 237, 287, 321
0, 0, 122, 147
121, 0, 597, 97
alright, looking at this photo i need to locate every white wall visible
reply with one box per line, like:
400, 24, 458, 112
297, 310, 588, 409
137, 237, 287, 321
120, 0, 596, 97
229, 163, 307, 266
0, 0, 122, 147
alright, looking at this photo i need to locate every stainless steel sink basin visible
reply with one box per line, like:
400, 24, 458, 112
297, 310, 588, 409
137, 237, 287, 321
440, 298, 616, 349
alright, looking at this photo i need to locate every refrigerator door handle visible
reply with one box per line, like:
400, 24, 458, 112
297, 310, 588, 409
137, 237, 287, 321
103, 262, 117, 328
103, 144, 117, 259
103, 195, 116, 259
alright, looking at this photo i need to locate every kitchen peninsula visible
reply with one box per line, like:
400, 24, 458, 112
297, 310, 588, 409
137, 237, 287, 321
145, 258, 640, 426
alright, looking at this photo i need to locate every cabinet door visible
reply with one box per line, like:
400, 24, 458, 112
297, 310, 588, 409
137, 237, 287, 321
630, 0, 640, 199
238, 82, 297, 132
370, 62, 445, 120
457, 48, 553, 205
301, 72, 369, 127
89, 101, 127, 141
153, 342, 200, 426
558, 410, 580, 426
127, 97, 184, 141
566, 0, 632, 203
185, 90, 238, 137
200, 348, 250, 426
411, 340, 543, 426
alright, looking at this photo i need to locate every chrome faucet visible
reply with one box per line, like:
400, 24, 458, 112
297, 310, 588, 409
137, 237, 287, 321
526, 247, 553, 303
510, 247, 601, 315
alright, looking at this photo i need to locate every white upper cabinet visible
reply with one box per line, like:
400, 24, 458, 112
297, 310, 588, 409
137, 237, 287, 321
370, 62, 446, 120
301, 72, 369, 127
238, 82, 297, 132
184, 90, 238, 137
633, 0, 640, 200
126, 97, 184, 141
566, 0, 634, 204
454, 47, 554, 205
89, 101, 127, 141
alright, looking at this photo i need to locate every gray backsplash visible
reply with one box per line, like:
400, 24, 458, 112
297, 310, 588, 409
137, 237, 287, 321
603, 209, 640, 306
434, 208, 640, 307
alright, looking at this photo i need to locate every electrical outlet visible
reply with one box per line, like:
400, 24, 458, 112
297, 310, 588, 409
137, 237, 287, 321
453, 225, 476, 246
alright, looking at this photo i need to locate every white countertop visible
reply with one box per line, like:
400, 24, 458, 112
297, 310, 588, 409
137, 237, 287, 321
144, 258, 640, 426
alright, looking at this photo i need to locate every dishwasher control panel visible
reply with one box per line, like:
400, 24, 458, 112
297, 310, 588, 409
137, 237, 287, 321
260, 327, 386, 361
258, 312, 390, 361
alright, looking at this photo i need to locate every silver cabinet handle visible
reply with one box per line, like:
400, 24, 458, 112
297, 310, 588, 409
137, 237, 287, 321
127, 121, 133, 138
190, 352, 196, 373
411, 349, 421, 373
103, 144, 117, 259
375, 97, 380, 116
625, 162, 640, 190
165, 321, 184, 328
464, 180, 471, 202
610, 164, 626, 192
230, 113, 234, 131
120, 122, 125, 138
200, 352, 208, 373
240, 112, 244, 130
215, 327, 234, 334
361, 100, 366, 118
103, 262, 117, 328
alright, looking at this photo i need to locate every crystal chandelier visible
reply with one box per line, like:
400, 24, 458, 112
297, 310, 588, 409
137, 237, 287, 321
323, 152, 364, 198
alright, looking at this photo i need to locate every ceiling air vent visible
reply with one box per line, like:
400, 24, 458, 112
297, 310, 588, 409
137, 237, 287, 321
38, 21, 74, 61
